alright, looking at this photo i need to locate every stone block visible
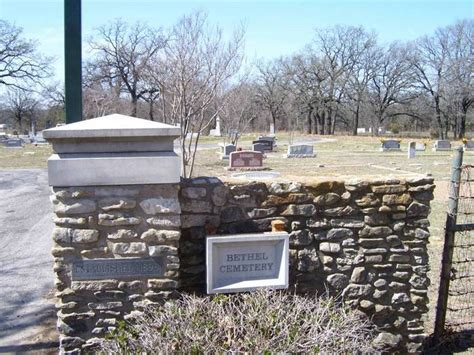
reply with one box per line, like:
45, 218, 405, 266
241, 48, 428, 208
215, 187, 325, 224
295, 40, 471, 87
319, 242, 341, 253
140, 198, 181, 214
147, 215, 181, 228
112, 242, 147, 256
98, 198, 136, 211
140, 229, 180, 242
53, 228, 99, 244
327, 273, 349, 290
54, 200, 97, 214
281, 204, 316, 217
182, 187, 207, 199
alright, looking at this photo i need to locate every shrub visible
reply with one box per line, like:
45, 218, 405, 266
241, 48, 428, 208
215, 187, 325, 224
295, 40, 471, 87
388, 122, 401, 134
101, 290, 379, 353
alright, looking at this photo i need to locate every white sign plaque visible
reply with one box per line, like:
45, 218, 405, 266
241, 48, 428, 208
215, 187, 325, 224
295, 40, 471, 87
206, 232, 289, 294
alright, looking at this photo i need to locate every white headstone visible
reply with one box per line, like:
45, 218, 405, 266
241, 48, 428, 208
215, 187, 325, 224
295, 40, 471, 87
287, 144, 315, 158
206, 232, 289, 294
210, 116, 221, 136
269, 123, 275, 135
415, 142, 426, 151
408, 141, 416, 159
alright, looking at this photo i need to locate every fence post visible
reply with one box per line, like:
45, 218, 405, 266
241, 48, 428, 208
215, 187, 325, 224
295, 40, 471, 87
433, 146, 464, 341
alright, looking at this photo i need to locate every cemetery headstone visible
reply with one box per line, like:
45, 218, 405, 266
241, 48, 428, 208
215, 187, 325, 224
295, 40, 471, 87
252, 143, 267, 154
287, 144, 315, 158
380, 139, 401, 151
252, 139, 273, 151
229, 150, 263, 169
269, 123, 275, 135
464, 140, 474, 151
19, 135, 32, 144
210, 116, 221, 136
258, 135, 276, 144
219, 143, 236, 159
356, 128, 367, 134
206, 232, 289, 294
415, 142, 426, 151
433, 140, 451, 151
408, 141, 416, 159
4, 138, 23, 148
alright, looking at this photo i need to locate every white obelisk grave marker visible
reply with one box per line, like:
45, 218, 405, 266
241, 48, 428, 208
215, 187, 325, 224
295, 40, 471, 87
408, 141, 416, 159
43, 114, 182, 353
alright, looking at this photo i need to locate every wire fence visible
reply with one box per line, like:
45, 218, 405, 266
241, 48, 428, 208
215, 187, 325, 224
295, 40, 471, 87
445, 164, 474, 331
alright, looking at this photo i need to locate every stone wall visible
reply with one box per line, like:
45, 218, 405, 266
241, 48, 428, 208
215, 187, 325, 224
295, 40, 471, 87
50, 184, 181, 353
50, 176, 435, 353
179, 176, 435, 353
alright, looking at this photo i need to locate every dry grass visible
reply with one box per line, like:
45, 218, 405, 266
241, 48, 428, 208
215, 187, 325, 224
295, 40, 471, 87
101, 290, 379, 354
0, 144, 51, 169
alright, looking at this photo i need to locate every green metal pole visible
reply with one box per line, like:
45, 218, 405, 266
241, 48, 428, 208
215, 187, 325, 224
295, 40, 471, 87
64, 0, 82, 123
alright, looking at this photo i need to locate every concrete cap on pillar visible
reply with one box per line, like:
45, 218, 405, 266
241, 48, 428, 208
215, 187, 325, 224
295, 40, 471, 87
44, 114, 181, 187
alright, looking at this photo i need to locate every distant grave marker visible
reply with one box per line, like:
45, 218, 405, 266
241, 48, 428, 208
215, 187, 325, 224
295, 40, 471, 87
258, 135, 276, 144
464, 140, 474, 151
287, 144, 315, 158
219, 143, 236, 159
19, 135, 32, 144
229, 150, 263, 169
415, 142, 426, 151
252, 140, 273, 151
380, 139, 401, 151
252, 143, 267, 154
433, 140, 451, 151
408, 141, 416, 159
210, 116, 221, 137
4, 138, 23, 148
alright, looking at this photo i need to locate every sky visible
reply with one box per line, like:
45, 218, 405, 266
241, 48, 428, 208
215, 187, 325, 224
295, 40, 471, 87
0, 0, 472, 82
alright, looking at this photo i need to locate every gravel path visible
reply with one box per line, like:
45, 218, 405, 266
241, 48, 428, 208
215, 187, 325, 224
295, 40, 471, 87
0, 169, 57, 352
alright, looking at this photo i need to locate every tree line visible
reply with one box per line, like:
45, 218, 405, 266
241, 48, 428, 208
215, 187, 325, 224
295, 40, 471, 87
0, 13, 472, 174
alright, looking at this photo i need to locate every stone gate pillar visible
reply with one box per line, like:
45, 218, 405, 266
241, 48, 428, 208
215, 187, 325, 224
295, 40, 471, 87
43, 114, 181, 353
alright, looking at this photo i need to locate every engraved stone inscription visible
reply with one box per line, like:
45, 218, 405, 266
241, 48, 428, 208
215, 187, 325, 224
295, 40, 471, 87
72, 257, 164, 281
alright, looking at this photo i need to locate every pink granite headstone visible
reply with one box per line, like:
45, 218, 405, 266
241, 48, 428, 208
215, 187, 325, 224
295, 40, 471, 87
229, 150, 263, 169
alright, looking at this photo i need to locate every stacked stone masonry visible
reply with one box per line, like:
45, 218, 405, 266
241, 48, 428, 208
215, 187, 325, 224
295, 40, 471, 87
51, 176, 434, 353
179, 176, 435, 353
51, 184, 181, 353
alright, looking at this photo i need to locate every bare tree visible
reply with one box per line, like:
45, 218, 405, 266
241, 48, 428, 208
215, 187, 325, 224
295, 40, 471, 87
410, 26, 452, 138
255, 59, 288, 133
312, 26, 372, 134
220, 79, 258, 146
163, 11, 245, 177
445, 20, 474, 138
367, 43, 416, 134
346, 35, 379, 135
88, 19, 167, 117
3, 87, 38, 132
0, 20, 51, 91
